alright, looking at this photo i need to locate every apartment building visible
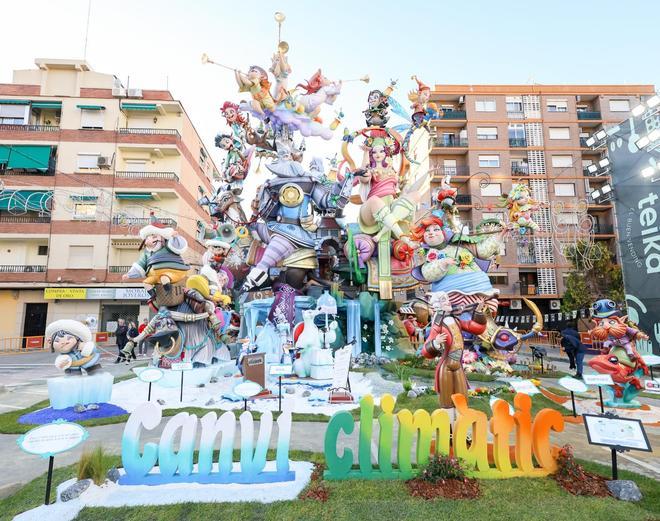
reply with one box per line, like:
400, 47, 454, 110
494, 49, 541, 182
0, 59, 218, 339
428, 84, 655, 315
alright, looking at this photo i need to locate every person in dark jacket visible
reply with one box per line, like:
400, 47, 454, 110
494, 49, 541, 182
126, 321, 139, 361
560, 325, 584, 378
115, 318, 128, 363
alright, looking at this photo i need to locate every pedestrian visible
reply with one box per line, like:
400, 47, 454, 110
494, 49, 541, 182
138, 318, 149, 356
115, 318, 128, 363
126, 320, 139, 361
560, 323, 584, 378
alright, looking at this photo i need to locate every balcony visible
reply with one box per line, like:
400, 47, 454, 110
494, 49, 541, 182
520, 283, 538, 296
577, 111, 601, 120
517, 252, 537, 265
0, 167, 55, 176
593, 224, 615, 235
115, 171, 179, 182
0, 214, 51, 223
507, 111, 525, 119
456, 194, 472, 205
118, 128, 181, 138
108, 265, 132, 273
431, 165, 469, 179
0, 124, 60, 132
111, 215, 177, 227
0, 265, 46, 273
509, 138, 527, 147
437, 110, 466, 120
432, 137, 468, 147
511, 163, 529, 175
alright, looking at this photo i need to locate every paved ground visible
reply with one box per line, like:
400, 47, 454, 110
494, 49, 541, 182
0, 348, 658, 499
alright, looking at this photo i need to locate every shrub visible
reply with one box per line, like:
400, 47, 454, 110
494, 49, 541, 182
77, 446, 114, 485
419, 454, 467, 482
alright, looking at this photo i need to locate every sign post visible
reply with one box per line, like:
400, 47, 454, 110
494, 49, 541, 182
269, 364, 293, 412
558, 376, 588, 417
138, 368, 164, 401
582, 373, 614, 413
17, 421, 89, 505
583, 413, 652, 480
171, 362, 193, 403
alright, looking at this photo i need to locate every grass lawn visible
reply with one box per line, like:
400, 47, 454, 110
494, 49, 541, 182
1, 450, 657, 521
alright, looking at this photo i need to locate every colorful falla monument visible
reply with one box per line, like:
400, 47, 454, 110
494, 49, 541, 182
325, 393, 565, 480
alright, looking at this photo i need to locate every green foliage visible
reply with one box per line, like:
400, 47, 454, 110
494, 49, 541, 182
77, 446, 114, 485
561, 241, 624, 313
418, 454, 467, 482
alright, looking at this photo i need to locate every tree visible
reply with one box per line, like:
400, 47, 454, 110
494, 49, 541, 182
561, 241, 624, 313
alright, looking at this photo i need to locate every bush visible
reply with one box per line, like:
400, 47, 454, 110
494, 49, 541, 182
419, 454, 467, 483
77, 446, 114, 485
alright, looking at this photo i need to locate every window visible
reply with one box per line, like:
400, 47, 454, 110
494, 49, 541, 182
475, 99, 496, 112
443, 159, 457, 175
549, 127, 570, 140
73, 203, 97, 220
506, 96, 523, 113
609, 99, 630, 112
478, 155, 500, 168
480, 183, 502, 197
125, 160, 147, 172
477, 127, 498, 140
488, 273, 509, 285
67, 245, 93, 269
77, 153, 100, 169
80, 109, 103, 129
556, 213, 578, 225
37, 245, 48, 256
0, 104, 28, 124
551, 155, 573, 168
547, 99, 568, 112
554, 183, 576, 197
508, 124, 526, 139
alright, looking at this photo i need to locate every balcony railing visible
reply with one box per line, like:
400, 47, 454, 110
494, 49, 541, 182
517, 252, 537, 265
118, 127, 180, 138
511, 163, 529, 175
456, 194, 472, 205
509, 138, 527, 147
0, 124, 60, 132
520, 283, 538, 296
593, 224, 615, 235
0, 168, 55, 176
108, 265, 132, 273
0, 214, 51, 223
507, 111, 525, 119
0, 265, 46, 273
115, 171, 180, 182
432, 137, 468, 147
431, 165, 470, 177
577, 111, 601, 120
112, 215, 177, 227
437, 110, 466, 120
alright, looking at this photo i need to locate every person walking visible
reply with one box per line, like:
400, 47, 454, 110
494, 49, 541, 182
126, 320, 139, 361
137, 318, 149, 357
115, 318, 128, 363
560, 324, 583, 378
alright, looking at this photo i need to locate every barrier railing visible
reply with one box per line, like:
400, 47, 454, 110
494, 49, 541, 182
0, 332, 111, 353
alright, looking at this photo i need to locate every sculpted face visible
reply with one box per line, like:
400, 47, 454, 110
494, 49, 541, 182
144, 234, 164, 251
591, 316, 628, 340
424, 223, 445, 246
368, 91, 381, 107
52, 331, 79, 354
372, 146, 387, 163
219, 137, 233, 150
419, 89, 430, 104
223, 107, 237, 122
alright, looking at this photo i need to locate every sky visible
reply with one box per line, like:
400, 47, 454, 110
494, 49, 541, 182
1, 0, 659, 198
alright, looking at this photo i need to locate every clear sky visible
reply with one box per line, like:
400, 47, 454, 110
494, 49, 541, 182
1, 0, 658, 187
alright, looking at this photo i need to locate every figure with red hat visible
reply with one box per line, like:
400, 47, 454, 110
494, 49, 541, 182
122, 213, 190, 293
408, 75, 439, 123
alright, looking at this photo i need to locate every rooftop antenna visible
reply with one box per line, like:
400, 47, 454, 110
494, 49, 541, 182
83, 0, 92, 61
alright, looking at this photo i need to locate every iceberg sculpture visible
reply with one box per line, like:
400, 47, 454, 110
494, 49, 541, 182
47, 372, 114, 410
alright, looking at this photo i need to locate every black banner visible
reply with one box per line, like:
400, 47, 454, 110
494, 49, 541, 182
608, 109, 660, 355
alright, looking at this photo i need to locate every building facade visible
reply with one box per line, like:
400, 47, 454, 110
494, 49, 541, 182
0, 59, 218, 339
428, 84, 655, 315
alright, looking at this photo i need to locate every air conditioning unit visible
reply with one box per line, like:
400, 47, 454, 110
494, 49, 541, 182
127, 88, 143, 98
510, 299, 522, 310
550, 300, 561, 310
112, 87, 127, 97
97, 156, 111, 168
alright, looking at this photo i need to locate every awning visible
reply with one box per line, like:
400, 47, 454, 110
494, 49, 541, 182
121, 103, 157, 111
0, 99, 30, 105
115, 192, 155, 200
77, 104, 105, 110
0, 145, 52, 171
0, 190, 53, 212
31, 101, 62, 109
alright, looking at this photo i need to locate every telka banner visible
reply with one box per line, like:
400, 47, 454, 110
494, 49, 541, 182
608, 110, 660, 355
